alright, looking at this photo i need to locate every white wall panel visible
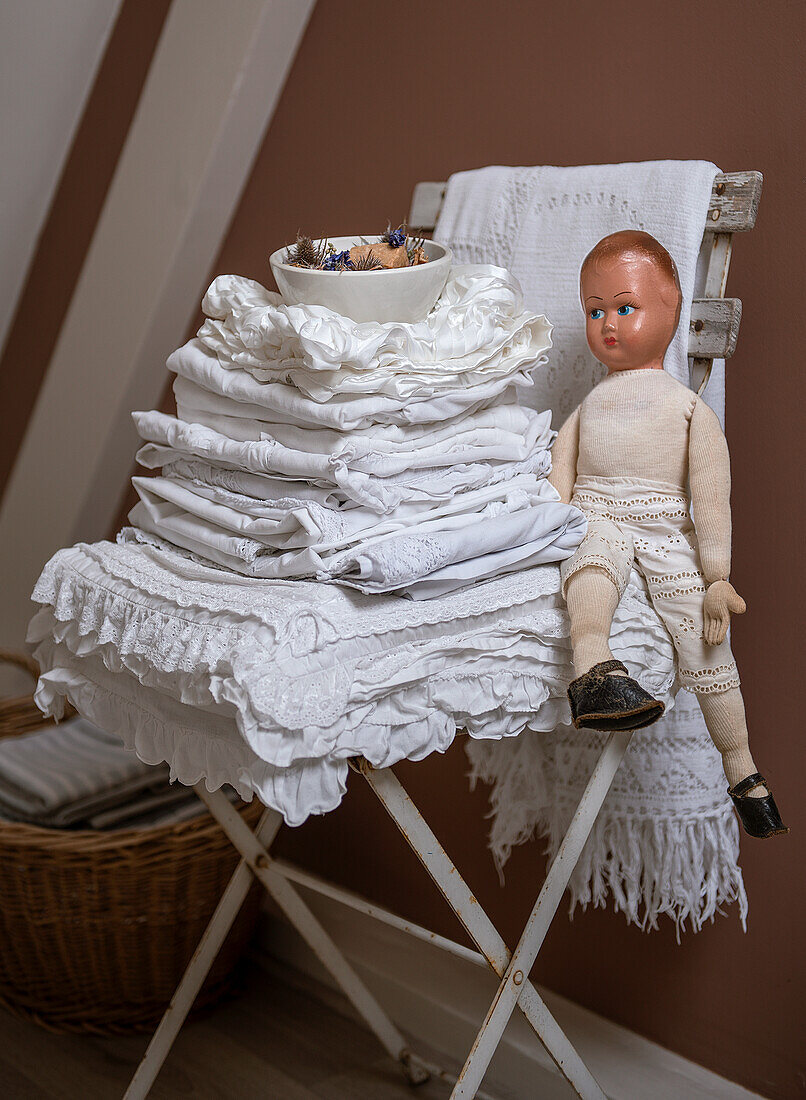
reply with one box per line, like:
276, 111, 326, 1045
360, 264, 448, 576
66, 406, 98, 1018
0, 0, 315, 648
0, 0, 122, 350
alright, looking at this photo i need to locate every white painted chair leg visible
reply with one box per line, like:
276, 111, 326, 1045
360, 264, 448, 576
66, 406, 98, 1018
123, 794, 283, 1100
360, 760, 610, 1099
192, 784, 428, 1086
452, 730, 633, 1099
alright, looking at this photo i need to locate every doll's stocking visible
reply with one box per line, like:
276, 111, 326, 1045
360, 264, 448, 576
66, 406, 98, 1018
697, 687, 766, 796
565, 566, 621, 678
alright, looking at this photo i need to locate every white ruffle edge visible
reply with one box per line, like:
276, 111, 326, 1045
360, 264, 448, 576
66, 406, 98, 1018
28, 542, 675, 828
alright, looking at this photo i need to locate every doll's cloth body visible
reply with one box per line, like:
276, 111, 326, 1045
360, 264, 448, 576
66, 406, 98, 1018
552, 368, 739, 695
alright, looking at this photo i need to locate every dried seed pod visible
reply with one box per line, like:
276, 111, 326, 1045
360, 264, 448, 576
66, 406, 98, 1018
285, 234, 330, 268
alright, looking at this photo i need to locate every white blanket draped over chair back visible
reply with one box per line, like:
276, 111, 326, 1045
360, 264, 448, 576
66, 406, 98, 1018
434, 160, 747, 931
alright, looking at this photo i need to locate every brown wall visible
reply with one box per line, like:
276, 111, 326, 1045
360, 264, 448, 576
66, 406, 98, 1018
9, 1, 804, 1095
202, 3, 803, 1096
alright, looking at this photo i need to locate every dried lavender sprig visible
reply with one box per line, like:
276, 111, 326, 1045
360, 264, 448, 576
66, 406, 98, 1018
381, 222, 407, 248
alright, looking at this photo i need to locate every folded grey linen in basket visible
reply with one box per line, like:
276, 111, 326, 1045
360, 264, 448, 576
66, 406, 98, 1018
0, 716, 178, 827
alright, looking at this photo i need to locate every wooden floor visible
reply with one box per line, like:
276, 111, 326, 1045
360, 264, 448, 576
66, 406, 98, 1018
0, 959, 460, 1099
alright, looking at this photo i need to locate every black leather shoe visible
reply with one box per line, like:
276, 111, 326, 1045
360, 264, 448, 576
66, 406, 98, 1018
728, 773, 789, 838
568, 659, 665, 732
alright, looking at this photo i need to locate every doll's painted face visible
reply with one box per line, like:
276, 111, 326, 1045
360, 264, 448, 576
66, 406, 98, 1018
581, 251, 680, 373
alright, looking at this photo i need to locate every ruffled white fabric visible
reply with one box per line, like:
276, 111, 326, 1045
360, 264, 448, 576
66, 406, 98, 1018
136, 418, 552, 516
29, 539, 675, 827
136, 403, 553, 480
197, 267, 552, 400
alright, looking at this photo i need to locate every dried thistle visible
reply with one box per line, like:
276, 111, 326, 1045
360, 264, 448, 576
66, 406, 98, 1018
322, 249, 355, 271
285, 234, 330, 268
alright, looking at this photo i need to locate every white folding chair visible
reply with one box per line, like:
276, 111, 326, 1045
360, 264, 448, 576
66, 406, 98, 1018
122, 170, 761, 1100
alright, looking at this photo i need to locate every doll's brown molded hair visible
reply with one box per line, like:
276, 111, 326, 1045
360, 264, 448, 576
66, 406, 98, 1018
581, 230, 683, 337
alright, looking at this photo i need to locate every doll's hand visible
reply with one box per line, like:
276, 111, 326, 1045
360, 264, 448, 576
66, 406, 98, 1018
703, 580, 746, 646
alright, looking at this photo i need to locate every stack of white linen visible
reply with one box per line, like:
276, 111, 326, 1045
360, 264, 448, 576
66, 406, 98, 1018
128, 265, 587, 599
27, 259, 675, 832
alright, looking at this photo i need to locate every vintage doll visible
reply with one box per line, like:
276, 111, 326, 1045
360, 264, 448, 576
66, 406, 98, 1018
548, 230, 787, 839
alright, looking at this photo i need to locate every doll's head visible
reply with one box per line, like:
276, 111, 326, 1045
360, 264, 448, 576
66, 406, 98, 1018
580, 230, 682, 373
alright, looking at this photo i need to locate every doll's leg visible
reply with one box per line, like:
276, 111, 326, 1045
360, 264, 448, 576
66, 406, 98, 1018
696, 687, 764, 794
638, 544, 750, 779
637, 531, 787, 833
564, 566, 621, 677
696, 688, 787, 835
560, 513, 633, 676
561, 517, 664, 730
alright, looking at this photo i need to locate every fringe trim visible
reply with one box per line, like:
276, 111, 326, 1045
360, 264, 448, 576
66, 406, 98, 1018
468, 745, 748, 938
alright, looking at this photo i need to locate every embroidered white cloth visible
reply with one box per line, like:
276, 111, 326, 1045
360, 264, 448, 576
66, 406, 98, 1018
128, 473, 584, 599
435, 160, 747, 931
28, 539, 675, 828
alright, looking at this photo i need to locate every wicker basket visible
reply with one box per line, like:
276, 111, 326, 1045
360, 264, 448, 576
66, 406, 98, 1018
0, 650, 263, 1034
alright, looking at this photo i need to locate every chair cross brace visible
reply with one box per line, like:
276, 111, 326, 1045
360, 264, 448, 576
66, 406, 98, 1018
122, 729, 632, 1099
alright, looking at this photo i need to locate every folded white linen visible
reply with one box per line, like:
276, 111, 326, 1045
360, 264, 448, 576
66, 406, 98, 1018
28, 538, 675, 826
169, 338, 535, 432
129, 499, 328, 578
134, 411, 553, 514
171, 402, 554, 475
129, 475, 584, 589
175, 372, 544, 449
132, 471, 561, 553
135, 408, 552, 475
164, 459, 348, 509
197, 267, 552, 401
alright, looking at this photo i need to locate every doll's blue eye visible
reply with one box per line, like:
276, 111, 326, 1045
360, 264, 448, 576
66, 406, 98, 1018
617, 304, 635, 315
589, 308, 604, 320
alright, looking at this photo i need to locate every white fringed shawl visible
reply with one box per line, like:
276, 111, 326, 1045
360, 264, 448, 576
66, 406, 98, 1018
435, 161, 747, 932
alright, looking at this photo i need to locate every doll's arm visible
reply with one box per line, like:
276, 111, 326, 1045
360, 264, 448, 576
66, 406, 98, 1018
688, 397, 732, 582
689, 397, 746, 644
548, 405, 580, 504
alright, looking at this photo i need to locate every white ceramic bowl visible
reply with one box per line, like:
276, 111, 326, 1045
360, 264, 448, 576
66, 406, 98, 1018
269, 235, 451, 324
